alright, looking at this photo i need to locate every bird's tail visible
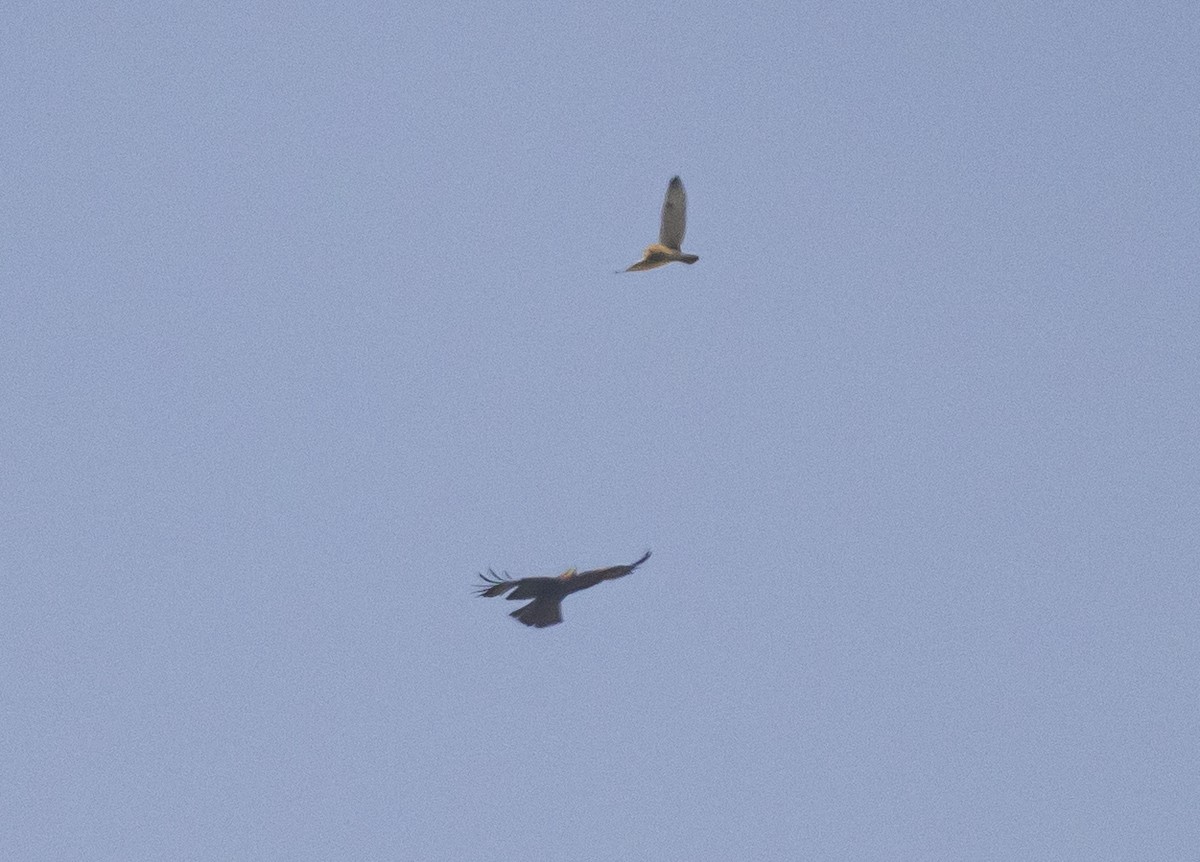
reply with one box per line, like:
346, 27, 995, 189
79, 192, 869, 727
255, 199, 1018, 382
511, 599, 563, 628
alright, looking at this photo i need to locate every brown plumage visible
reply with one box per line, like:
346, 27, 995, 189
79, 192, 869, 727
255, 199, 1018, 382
624, 176, 699, 272
475, 551, 652, 628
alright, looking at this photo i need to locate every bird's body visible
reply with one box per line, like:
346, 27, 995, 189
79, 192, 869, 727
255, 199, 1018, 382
624, 177, 698, 272
475, 551, 652, 627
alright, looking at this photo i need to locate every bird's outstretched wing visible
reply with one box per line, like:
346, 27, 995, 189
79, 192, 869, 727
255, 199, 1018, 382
474, 569, 518, 597
475, 570, 560, 600
658, 177, 687, 251
563, 550, 652, 593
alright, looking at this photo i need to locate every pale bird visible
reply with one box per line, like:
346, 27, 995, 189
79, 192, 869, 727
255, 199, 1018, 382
624, 176, 699, 272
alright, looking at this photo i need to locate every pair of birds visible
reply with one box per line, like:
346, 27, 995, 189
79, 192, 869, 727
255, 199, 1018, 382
477, 178, 697, 627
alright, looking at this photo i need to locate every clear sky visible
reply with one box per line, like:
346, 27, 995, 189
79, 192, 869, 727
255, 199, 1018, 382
3, 2, 1198, 859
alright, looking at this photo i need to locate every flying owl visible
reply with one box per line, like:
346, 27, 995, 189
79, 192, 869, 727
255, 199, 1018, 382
624, 176, 699, 272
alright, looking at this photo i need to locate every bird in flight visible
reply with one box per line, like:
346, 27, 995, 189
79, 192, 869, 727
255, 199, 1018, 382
475, 551, 652, 628
623, 176, 699, 272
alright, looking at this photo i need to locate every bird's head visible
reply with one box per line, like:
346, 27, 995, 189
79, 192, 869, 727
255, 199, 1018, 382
556, 567, 578, 581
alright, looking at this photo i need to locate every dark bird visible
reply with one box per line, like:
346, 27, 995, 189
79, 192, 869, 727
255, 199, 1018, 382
475, 551, 652, 628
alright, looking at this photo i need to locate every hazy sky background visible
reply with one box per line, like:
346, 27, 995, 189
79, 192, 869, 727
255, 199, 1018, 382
4, 2, 1198, 859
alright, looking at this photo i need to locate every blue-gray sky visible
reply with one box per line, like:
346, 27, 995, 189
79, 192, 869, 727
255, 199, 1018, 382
4, 2, 1198, 859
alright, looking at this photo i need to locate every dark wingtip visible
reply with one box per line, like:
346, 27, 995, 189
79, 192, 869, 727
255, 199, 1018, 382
669, 175, 682, 185
477, 568, 510, 587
